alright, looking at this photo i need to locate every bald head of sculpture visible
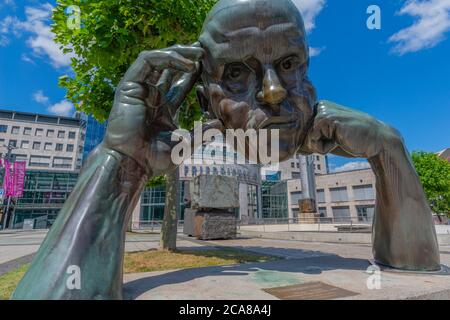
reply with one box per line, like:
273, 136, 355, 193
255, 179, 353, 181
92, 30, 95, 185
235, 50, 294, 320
198, 0, 317, 161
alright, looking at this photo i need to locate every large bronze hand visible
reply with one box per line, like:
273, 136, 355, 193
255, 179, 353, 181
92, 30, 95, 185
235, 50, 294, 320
301, 101, 440, 271
104, 44, 205, 174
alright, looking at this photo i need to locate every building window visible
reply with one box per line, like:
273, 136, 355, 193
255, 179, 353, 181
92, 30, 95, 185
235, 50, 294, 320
290, 191, 302, 205
33, 142, 41, 150
352, 185, 375, 201
332, 206, 351, 222
53, 157, 73, 169
35, 128, 43, 137
192, 166, 198, 176
357, 205, 375, 222
9, 140, 17, 147
44, 143, 53, 151
0, 125, 8, 133
184, 166, 189, 176
11, 126, 20, 134
56, 143, 63, 151
318, 207, 327, 218
23, 127, 32, 135
66, 144, 74, 152
58, 130, 65, 139
29, 155, 51, 167
292, 172, 301, 179
47, 129, 54, 138
291, 162, 295, 168
317, 164, 321, 171
316, 189, 326, 203
21, 141, 29, 149
14, 154, 27, 162
316, 155, 320, 161
68, 131, 76, 139
330, 187, 348, 202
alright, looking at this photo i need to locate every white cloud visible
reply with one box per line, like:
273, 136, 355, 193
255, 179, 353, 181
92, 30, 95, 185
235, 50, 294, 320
21, 53, 35, 64
32, 90, 50, 104
292, 0, 326, 57
0, 0, 16, 9
0, 3, 74, 68
309, 46, 325, 57
47, 100, 74, 117
0, 34, 9, 46
292, 0, 326, 33
332, 161, 371, 173
389, 0, 450, 55
32, 90, 73, 116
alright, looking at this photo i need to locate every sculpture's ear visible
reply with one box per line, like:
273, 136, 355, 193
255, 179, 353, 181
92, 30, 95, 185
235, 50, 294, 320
196, 85, 210, 115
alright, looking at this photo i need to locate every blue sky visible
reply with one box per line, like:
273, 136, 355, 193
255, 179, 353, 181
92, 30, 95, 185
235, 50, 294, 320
0, 0, 449, 172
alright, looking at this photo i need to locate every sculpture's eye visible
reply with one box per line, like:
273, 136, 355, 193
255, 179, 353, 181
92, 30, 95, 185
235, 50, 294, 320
225, 63, 247, 81
223, 62, 253, 94
278, 55, 303, 73
281, 59, 293, 71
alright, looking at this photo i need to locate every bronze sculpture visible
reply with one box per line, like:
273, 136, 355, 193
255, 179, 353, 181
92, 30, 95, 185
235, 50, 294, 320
12, 0, 440, 300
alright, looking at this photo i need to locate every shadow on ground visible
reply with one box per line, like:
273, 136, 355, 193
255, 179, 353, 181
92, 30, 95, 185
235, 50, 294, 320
123, 246, 370, 300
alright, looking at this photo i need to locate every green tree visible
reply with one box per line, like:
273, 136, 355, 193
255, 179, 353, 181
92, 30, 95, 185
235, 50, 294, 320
52, 0, 216, 124
412, 151, 450, 216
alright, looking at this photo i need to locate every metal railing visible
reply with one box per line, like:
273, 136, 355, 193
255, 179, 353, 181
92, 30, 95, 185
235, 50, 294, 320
131, 217, 373, 233
237, 217, 373, 233
131, 220, 185, 233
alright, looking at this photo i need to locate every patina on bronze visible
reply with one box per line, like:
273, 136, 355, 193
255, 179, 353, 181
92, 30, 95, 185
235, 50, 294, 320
13, 0, 440, 300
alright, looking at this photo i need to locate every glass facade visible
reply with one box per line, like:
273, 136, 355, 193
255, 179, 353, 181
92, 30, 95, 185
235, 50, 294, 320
8, 170, 79, 229
140, 182, 186, 222
82, 115, 107, 162
261, 181, 288, 219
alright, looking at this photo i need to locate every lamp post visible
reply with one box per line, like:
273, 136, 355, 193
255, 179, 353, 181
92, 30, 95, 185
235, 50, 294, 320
1, 144, 17, 230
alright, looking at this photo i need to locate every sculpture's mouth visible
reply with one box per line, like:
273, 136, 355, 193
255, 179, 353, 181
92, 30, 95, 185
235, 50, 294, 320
256, 116, 299, 130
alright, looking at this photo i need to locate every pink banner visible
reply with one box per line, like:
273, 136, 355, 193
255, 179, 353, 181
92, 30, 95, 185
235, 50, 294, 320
3, 159, 13, 197
12, 161, 26, 198
2, 160, 26, 198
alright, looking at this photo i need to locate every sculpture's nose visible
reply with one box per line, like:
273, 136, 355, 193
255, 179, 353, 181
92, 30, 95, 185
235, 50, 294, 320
257, 67, 287, 106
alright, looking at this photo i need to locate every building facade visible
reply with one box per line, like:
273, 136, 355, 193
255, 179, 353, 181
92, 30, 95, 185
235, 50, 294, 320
0, 109, 85, 171
131, 142, 263, 228
261, 154, 328, 181
438, 148, 450, 162
0, 109, 87, 229
287, 168, 376, 222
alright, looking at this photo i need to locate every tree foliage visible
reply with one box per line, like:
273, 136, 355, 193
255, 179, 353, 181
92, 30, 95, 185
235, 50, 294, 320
52, 0, 216, 125
412, 151, 450, 215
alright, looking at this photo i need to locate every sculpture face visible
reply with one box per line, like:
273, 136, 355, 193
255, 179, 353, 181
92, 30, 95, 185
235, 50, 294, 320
199, 0, 317, 161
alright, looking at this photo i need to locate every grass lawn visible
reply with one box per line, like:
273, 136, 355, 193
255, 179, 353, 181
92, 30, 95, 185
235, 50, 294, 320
0, 264, 29, 300
0, 248, 277, 300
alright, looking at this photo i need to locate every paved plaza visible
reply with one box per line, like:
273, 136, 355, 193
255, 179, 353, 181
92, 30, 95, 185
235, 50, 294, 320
1, 230, 450, 300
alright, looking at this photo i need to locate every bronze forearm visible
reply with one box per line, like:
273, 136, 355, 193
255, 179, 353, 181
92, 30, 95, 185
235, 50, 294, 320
12, 145, 148, 299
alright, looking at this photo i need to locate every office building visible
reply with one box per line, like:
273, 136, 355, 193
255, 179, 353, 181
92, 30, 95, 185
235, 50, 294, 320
0, 109, 85, 171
